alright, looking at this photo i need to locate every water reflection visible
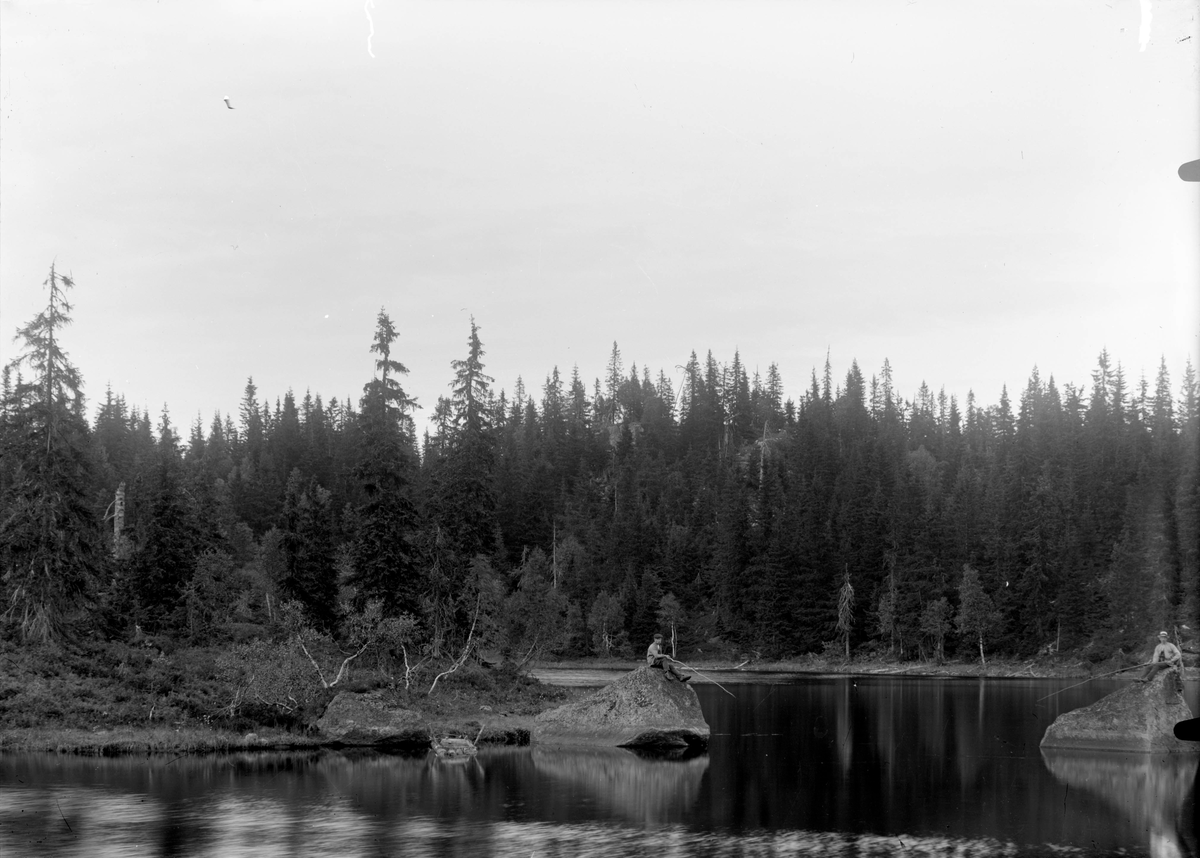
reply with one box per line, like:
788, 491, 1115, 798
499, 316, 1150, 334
531, 746, 708, 825
694, 676, 1197, 853
1042, 750, 1199, 858
3, 678, 1197, 857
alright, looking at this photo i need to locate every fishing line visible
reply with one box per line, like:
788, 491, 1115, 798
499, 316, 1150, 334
1033, 661, 1153, 704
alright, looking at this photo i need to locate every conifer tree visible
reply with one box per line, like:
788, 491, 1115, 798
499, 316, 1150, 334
604, 342, 623, 424
349, 309, 421, 617
438, 317, 497, 558
239, 377, 263, 461
365, 308, 418, 437
836, 567, 855, 659
0, 265, 104, 641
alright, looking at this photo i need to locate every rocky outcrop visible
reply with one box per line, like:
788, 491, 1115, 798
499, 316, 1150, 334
532, 666, 709, 750
316, 691, 427, 746
1040, 669, 1197, 753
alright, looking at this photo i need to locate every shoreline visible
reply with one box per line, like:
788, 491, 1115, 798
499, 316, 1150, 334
534, 656, 1200, 682
6, 659, 1195, 757
0, 715, 543, 757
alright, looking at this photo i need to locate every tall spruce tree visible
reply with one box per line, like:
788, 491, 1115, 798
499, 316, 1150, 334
440, 317, 497, 558
349, 310, 421, 617
0, 264, 104, 641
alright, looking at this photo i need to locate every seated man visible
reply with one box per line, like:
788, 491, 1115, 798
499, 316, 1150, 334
1139, 631, 1183, 681
646, 633, 689, 682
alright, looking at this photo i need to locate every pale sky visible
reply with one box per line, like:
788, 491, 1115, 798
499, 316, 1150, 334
2, 0, 1198, 433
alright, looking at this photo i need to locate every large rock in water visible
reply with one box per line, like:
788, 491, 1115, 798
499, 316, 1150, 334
316, 691, 427, 746
1040, 669, 1197, 753
533, 666, 709, 750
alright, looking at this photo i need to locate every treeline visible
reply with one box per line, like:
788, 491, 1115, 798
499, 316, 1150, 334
2, 265, 1197, 666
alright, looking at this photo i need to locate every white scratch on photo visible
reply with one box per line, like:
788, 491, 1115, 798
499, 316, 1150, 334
365, 0, 376, 58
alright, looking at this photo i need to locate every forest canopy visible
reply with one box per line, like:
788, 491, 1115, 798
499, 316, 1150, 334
2, 267, 1197, 668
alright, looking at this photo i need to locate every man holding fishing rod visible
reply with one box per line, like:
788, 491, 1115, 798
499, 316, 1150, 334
647, 633, 690, 682
1036, 629, 1187, 704
1137, 631, 1183, 682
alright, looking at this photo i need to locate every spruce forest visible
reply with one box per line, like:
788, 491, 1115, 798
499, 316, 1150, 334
3, 266, 1198, 672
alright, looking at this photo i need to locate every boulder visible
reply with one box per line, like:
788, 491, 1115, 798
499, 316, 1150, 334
1040, 669, 1197, 753
532, 666, 709, 750
316, 691, 427, 746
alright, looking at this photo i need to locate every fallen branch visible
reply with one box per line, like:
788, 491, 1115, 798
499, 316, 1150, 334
428, 597, 481, 695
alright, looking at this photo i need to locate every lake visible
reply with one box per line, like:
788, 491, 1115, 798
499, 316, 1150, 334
2, 674, 1197, 857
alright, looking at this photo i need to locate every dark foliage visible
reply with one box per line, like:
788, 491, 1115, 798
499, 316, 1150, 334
2, 279, 1196, 672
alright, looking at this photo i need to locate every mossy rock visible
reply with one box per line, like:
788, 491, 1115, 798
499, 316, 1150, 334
533, 666, 709, 750
316, 691, 427, 747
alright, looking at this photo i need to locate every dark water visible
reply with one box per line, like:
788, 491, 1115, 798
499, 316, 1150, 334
2, 676, 1197, 857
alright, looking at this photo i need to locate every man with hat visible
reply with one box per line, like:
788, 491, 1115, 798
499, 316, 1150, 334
1138, 631, 1183, 682
646, 633, 689, 682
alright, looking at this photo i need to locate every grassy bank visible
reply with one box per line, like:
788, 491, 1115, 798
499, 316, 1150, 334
0, 636, 577, 756
0, 725, 323, 755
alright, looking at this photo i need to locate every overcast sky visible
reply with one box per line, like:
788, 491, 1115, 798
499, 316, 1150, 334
2, 0, 1197, 434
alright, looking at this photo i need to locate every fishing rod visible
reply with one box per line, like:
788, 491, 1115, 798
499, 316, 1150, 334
666, 656, 736, 698
1034, 661, 1155, 703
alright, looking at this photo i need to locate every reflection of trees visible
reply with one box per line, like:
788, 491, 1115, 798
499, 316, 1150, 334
1042, 751, 1199, 858
834, 680, 853, 775
951, 682, 983, 785
696, 678, 1159, 848
532, 747, 708, 825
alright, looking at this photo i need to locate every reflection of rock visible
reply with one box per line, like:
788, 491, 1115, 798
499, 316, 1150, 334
532, 666, 709, 749
532, 746, 708, 824
316, 692, 426, 746
1042, 750, 1198, 857
1040, 669, 1197, 753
